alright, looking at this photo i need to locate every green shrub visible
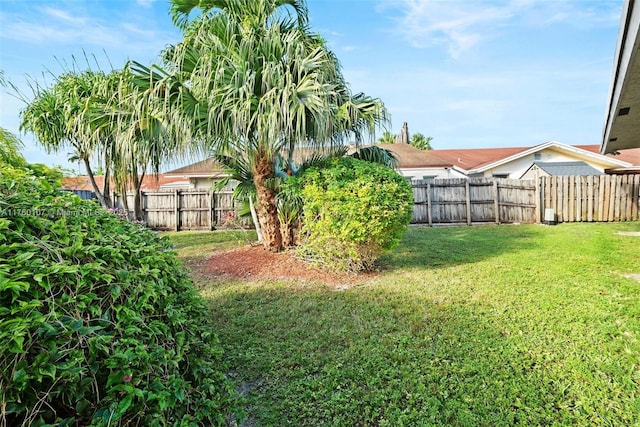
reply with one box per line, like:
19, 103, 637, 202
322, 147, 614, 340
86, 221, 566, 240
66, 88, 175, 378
298, 157, 413, 272
0, 166, 238, 426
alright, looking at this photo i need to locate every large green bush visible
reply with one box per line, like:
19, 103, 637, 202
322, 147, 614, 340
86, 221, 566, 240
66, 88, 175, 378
298, 157, 413, 272
0, 166, 238, 426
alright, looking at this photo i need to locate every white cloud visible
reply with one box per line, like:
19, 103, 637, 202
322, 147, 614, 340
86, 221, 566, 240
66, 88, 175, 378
381, 0, 520, 57
42, 7, 87, 25
0, 5, 179, 63
382, 0, 621, 58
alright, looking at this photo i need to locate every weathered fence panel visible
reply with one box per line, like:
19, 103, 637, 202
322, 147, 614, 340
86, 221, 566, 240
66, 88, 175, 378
115, 189, 241, 231
541, 175, 640, 222
107, 175, 639, 230
411, 178, 538, 225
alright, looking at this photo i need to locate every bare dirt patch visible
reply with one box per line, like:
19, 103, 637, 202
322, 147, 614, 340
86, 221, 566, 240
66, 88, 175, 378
198, 245, 378, 288
623, 273, 640, 282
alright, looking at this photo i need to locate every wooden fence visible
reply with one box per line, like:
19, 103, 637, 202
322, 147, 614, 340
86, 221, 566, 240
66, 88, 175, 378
541, 175, 640, 222
108, 175, 640, 230
411, 178, 539, 225
116, 189, 243, 231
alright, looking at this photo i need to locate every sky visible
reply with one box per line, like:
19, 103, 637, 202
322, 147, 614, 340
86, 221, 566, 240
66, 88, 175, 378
0, 0, 624, 172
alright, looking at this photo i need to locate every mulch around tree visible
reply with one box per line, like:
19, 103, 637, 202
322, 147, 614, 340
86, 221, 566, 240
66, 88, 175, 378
198, 245, 378, 288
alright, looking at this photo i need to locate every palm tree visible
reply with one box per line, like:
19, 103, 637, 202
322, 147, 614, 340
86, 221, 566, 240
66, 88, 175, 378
135, 0, 387, 251
377, 131, 396, 145
0, 127, 26, 168
410, 133, 433, 150
89, 66, 175, 220
213, 148, 264, 243
20, 71, 115, 208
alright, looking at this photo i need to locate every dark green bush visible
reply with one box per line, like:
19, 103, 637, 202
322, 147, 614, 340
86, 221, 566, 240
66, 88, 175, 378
0, 166, 238, 426
298, 157, 413, 272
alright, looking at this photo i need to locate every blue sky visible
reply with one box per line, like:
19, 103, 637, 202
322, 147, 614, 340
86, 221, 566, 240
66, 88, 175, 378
0, 0, 624, 171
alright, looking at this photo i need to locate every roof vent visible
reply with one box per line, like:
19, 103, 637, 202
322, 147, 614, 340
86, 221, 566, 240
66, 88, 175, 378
618, 107, 631, 116
609, 137, 618, 142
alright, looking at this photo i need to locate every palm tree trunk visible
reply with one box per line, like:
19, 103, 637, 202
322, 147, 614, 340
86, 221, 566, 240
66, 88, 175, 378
253, 156, 282, 252
249, 196, 263, 243
83, 157, 109, 208
281, 221, 295, 248
133, 170, 145, 221
102, 146, 113, 208
102, 163, 113, 209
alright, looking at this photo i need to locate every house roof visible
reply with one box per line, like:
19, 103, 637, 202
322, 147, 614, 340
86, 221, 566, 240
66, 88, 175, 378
61, 174, 189, 192
164, 158, 227, 178
427, 141, 631, 173
575, 144, 640, 165
375, 143, 452, 168
533, 161, 603, 176
164, 146, 342, 178
426, 146, 529, 170
602, 0, 640, 153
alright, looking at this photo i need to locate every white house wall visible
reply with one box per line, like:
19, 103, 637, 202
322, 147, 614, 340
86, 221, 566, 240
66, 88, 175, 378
480, 148, 612, 178
400, 167, 465, 181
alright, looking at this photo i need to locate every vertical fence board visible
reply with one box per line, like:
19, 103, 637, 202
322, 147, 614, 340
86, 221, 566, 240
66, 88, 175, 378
592, 176, 597, 220
128, 175, 640, 231
631, 175, 640, 221
427, 182, 433, 226
568, 175, 575, 222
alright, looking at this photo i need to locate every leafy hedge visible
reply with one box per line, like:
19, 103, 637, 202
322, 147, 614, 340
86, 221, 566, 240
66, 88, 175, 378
0, 166, 238, 426
298, 157, 413, 272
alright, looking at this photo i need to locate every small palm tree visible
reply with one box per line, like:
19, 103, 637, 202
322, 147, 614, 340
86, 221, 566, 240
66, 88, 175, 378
213, 149, 264, 243
0, 127, 26, 168
376, 131, 396, 144
410, 133, 433, 150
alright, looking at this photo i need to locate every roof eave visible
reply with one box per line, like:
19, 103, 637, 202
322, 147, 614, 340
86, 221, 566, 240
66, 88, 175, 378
602, 0, 640, 153
471, 141, 631, 173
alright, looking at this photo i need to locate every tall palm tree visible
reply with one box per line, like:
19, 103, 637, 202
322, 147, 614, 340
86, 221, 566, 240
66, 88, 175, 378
88, 66, 175, 220
135, 0, 387, 251
20, 71, 115, 208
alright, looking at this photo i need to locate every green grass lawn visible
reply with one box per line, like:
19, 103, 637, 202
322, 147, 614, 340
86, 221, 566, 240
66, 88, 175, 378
165, 223, 640, 426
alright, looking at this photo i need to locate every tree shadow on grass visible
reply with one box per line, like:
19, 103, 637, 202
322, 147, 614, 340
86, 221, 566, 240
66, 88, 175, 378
205, 282, 615, 427
378, 225, 544, 270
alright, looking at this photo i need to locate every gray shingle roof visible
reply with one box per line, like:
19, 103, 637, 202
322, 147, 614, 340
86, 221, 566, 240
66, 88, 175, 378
534, 161, 603, 176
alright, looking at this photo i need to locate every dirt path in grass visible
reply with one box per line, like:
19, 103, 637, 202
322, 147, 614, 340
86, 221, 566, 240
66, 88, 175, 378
196, 245, 378, 288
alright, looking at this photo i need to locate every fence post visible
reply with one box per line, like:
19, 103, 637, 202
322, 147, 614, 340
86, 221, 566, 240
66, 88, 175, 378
537, 177, 544, 223
493, 180, 500, 224
426, 182, 433, 226
174, 189, 180, 232
209, 190, 216, 231
465, 180, 472, 225
631, 175, 640, 221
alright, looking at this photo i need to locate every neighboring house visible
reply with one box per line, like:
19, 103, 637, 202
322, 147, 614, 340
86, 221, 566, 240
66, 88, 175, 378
154, 138, 640, 191
374, 143, 459, 181
163, 158, 230, 190
578, 144, 640, 174
61, 174, 190, 194
602, 0, 640, 153
424, 141, 633, 179
520, 162, 603, 180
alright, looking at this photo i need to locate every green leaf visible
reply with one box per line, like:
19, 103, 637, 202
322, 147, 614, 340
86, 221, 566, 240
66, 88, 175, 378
12, 368, 27, 384
117, 394, 133, 414
9, 335, 24, 353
